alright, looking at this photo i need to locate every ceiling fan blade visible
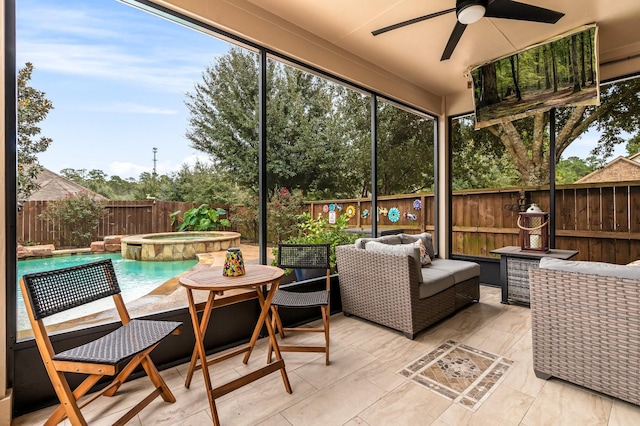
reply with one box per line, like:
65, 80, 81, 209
372, 8, 455, 36
441, 21, 468, 61
485, 0, 564, 24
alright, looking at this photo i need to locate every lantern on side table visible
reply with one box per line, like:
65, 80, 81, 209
517, 204, 549, 252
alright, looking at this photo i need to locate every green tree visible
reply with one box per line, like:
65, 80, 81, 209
625, 133, 640, 157
158, 161, 240, 204
18, 62, 53, 198
555, 156, 596, 184
185, 48, 361, 198
487, 78, 640, 185
40, 191, 106, 248
376, 102, 435, 195
451, 117, 520, 190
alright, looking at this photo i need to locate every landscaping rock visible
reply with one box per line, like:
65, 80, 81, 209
91, 241, 106, 252
104, 235, 125, 245
104, 243, 121, 252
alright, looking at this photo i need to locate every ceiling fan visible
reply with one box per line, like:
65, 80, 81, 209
372, 0, 564, 61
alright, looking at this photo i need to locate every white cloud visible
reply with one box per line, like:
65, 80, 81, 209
18, 41, 201, 93
108, 153, 211, 179
108, 161, 150, 179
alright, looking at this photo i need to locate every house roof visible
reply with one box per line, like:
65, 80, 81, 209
575, 156, 640, 183
25, 168, 108, 201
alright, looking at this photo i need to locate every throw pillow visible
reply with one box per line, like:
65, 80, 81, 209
412, 239, 431, 266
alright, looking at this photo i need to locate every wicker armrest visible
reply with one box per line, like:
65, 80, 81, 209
530, 266, 640, 406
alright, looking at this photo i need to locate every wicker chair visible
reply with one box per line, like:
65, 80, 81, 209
530, 258, 640, 407
19, 259, 182, 426
269, 243, 331, 365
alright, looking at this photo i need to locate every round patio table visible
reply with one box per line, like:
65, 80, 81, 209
180, 264, 292, 425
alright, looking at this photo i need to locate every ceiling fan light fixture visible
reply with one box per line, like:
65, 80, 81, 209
457, 0, 486, 25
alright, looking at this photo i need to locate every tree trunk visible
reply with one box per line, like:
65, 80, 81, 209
571, 35, 582, 94
509, 55, 522, 101
580, 32, 586, 87
544, 45, 551, 90
481, 63, 500, 106
550, 42, 558, 92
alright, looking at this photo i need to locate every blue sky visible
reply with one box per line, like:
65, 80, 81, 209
17, 0, 231, 179
17, 1, 625, 181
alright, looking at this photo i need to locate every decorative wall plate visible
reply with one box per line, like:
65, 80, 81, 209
388, 207, 400, 223
322, 204, 329, 213
413, 199, 422, 210
345, 205, 356, 218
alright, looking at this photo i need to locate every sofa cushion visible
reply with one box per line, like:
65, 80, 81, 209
355, 234, 402, 249
364, 240, 423, 282
429, 259, 480, 284
539, 257, 640, 280
419, 268, 455, 298
399, 233, 435, 259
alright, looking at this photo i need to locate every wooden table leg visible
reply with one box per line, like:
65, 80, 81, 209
185, 291, 217, 388
243, 283, 292, 394
186, 289, 220, 425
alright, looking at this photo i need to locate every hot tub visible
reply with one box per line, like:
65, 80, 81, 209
121, 231, 241, 261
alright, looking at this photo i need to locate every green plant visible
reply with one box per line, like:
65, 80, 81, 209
39, 191, 107, 248
170, 204, 231, 231
268, 187, 305, 242
272, 212, 361, 271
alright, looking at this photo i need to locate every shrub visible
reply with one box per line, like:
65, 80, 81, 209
40, 191, 107, 248
170, 204, 231, 231
268, 187, 305, 242
273, 212, 361, 271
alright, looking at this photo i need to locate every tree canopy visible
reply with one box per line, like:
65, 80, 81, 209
184, 48, 435, 198
18, 62, 53, 198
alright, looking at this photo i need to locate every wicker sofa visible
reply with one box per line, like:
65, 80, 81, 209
335, 233, 480, 339
530, 257, 640, 406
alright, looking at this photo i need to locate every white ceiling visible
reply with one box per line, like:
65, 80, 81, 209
244, 0, 640, 97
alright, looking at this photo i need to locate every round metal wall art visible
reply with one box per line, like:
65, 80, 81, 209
361, 209, 370, 218
413, 199, 422, 210
345, 205, 356, 218
322, 204, 329, 213
388, 207, 401, 223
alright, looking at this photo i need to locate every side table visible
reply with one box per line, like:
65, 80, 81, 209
491, 246, 578, 305
179, 264, 292, 425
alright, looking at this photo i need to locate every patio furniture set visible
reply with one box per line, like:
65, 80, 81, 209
19, 236, 640, 424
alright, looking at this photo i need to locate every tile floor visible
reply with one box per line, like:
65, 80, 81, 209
13, 285, 640, 425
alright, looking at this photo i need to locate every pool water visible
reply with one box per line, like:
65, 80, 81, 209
17, 253, 197, 332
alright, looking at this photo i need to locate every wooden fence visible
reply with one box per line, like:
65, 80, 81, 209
451, 181, 640, 263
308, 180, 640, 264
19, 181, 640, 263
17, 200, 203, 246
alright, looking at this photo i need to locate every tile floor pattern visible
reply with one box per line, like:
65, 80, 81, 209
13, 286, 640, 426
398, 340, 513, 411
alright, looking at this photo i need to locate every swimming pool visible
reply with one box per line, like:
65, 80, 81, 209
17, 253, 197, 332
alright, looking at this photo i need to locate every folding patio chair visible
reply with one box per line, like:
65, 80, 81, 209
269, 243, 331, 365
19, 259, 182, 426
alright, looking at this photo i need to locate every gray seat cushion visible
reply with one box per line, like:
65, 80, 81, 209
429, 259, 480, 284
419, 268, 455, 298
539, 257, 640, 280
